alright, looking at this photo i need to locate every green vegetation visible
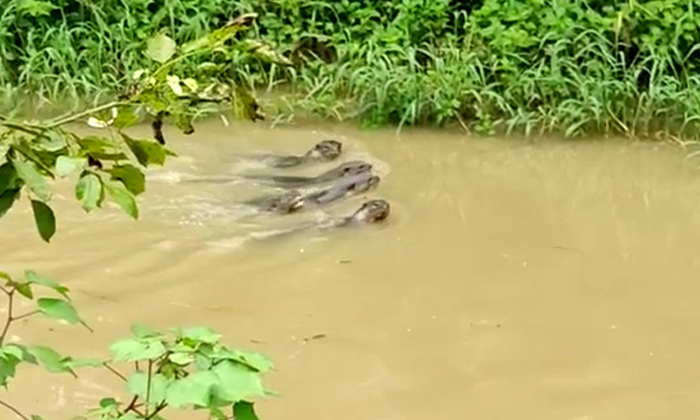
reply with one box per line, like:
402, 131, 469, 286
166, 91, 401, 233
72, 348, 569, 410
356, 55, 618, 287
0, 14, 282, 420
3, 0, 700, 139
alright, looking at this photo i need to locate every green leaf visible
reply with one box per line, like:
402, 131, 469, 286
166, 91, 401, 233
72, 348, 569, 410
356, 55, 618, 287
13, 159, 50, 201
25, 270, 70, 299
168, 352, 194, 365
37, 298, 81, 324
130, 323, 163, 339
105, 180, 138, 219
99, 397, 119, 409
108, 164, 145, 196
0, 162, 17, 193
147, 33, 177, 63
55, 156, 85, 177
230, 350, 274, 373
30, 415, 45, 420
165, 370, 217, 408
36, 132, 67, 152
0, 188, 20, 218
233, 401, 261, 420
113, 107, 141, 130
25, 345, 75, 376
65, 358, 105, 368
14, 281, 33, 299
77, 136, 120, 154
109, 337, 166, 362
1, 343, 36, 364
180, 326, 221, 344
211, 360, 266, 404
122, 134, 167, 166
0, 351, 22, 387
31, 200, 56, 242
75, 172, 103, 212
126, 372, 169, 404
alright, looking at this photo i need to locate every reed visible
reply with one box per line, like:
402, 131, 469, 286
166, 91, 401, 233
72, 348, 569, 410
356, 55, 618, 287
3, 0, 700, 140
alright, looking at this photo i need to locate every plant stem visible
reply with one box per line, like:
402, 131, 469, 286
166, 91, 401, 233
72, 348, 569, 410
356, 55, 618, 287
0, 400, 30, 420
0, 290, 15, 345
45, 101, 127, 129
145, 360, 153, 417
144, 402, 167, 420
12, 310, 39, 322
103, 362, 128, 381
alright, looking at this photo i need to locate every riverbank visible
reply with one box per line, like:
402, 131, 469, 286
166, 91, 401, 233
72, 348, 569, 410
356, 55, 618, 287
3, 0, 700, 141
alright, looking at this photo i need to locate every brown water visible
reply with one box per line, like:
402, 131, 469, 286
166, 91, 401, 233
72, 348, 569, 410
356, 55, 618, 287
3, 121, 700, 420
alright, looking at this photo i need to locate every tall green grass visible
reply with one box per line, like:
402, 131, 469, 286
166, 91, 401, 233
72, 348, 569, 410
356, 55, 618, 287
3, 0, 700, 140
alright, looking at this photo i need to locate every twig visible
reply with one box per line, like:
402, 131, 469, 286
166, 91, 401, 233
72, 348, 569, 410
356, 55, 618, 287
145, 360, 153, 417
45, 101, 127, 129
0, 290, 15, 344
144, 402, 167, 420
103, 362, 128, 381
0, 400, 30, 420
12, 310, 39, 322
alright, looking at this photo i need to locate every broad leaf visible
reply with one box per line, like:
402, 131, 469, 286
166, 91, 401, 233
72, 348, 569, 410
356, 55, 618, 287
165, 370, 217, 408
55, 156, 85, 177
168, 352, 194, 365
147, 33, 176, 63
25, 345, 75, 376
0, 188, 20, 218
65, 358, 105, 369
233, 401, 261, 420
126, 372, 169, 404
230, 350, 274, 373
211, 360, 266, 404
108, 164, 145, 195
0, 162, 16, 193
25, 270, 69, 299
13, 281, 33, 299
104, 180, 138, 219
37, 298, 81, 324
13, 159, 51, 201
31, 200, 56, 242
36, 131, 67, 152
109, 337, 166, 362
0, 351, 22, 387
76, 136, 121, 154
180, 326, 221, 344
130, 323, 163, 339
113, 107, 140, 130
122, 134, 167, 166
75, 172, 103, 212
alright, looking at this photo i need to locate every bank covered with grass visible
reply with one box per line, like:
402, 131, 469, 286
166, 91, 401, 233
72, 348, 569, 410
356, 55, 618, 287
2, 0, 700, 138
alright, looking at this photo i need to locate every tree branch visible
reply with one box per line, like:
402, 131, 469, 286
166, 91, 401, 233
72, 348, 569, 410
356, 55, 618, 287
0, 290, 15, 344
103, 362, 128, 381
0, 399, 30, 420
45, 101, 127, 129
12, 310, 39, 322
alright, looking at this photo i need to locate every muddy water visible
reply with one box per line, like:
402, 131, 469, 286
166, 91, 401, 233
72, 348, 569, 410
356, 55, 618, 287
3, 121, 700, 419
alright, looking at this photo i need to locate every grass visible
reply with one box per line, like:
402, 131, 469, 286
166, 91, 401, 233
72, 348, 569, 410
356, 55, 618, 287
3, 0, 700, 145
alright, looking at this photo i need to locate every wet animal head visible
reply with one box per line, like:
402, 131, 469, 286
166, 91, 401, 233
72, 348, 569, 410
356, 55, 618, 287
347, 174, 381, 194
267, 191, 304, 213
351, 199, 391, 223
336, 160, 373, 178
309, 140, 342, 161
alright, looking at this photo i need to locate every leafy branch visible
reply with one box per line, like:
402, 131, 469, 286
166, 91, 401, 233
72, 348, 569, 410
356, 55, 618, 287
0, 12, 290, 420
0, 12, 291, 243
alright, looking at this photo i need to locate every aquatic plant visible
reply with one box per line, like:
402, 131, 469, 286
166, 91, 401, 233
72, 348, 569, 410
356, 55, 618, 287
0, 13, 288, 420
2, 0, 700, 141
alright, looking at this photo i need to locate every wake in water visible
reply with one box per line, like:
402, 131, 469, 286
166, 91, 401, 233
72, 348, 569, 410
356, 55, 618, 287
142, 137, 394, 251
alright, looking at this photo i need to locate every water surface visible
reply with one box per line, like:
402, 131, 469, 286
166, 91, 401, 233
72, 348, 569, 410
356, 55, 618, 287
3, 122, 700, 420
